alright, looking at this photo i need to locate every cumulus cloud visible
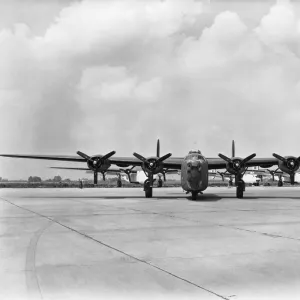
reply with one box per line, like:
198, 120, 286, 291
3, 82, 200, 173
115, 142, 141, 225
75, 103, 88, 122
2, 0, 300, 179
79, 66, 162, 103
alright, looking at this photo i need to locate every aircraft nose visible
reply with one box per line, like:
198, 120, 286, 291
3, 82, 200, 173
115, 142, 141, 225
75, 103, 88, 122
188, 160, 200, 169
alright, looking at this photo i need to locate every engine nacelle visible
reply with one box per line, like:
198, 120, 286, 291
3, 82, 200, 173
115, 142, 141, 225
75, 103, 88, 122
277, 156, 300, 174
87, 156, 111, 172
142, 157, 163, 174
225, 157, 246, 175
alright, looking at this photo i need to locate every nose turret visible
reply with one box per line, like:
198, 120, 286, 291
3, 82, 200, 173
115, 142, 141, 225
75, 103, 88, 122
187, 157, 202, 189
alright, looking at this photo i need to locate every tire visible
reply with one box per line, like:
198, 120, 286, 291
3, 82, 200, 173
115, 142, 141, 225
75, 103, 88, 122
236, 185, 243, 198
278, 181, 283, 187
145, 187, 153, 198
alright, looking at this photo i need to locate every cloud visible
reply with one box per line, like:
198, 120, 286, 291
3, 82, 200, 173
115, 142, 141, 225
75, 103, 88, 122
79, 66, 162, 103
255, 0, 300, 55
178, 11, 249, 71
37, 0, 203, 60
2, 0, 300, 180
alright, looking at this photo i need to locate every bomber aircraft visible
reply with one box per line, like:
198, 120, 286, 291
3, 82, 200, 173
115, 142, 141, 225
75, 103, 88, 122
1, 140, 300, 200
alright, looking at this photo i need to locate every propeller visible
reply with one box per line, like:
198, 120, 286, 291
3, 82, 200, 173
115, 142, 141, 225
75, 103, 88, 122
218, 153, 256, 174
267, 169, 275, 181
119, 166, 136, 183
133, 139, 172, 186
133, 152, 172, 172
267, 168, 282, 182
77, 150, 116, 184
218, 140, 256, 185
272, 154, 300, 171
272, 154, 300, 185
217, 171, 225, 181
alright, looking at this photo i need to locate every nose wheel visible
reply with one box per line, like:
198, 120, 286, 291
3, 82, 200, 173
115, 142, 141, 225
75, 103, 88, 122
191, 191, 198, 200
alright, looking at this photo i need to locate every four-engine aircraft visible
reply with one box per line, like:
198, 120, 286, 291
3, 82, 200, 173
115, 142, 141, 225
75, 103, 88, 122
1, 140, 300, 200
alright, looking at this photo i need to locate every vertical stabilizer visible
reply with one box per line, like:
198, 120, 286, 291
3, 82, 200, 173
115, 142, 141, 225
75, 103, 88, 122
157, 139, 160, 157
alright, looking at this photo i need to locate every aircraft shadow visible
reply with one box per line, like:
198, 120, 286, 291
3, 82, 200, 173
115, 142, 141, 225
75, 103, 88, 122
21, 193, 222, 201
21, 194, 299, 201
187, 193, 222, 202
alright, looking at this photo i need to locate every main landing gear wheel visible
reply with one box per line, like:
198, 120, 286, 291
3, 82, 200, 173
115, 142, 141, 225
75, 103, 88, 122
144, 179, 153, 198
191, 191, 198, 201
236, 181, 244, 199
117, 180, 122, 187
278, 180, 283, 187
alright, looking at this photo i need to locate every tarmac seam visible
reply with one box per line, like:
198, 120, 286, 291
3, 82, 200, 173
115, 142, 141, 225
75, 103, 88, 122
0, 196, 229, 300
112, 206, 300, 242
25, 220, 53, 300
219, 225, 300, 241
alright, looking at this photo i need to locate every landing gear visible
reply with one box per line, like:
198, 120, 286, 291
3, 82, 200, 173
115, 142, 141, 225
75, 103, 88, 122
144, 179, 153, 198
191, 191, 198, 201
117, 174, 122, 187
236, 181, 244, 198
229, 179, 233, 186
278, 180, 283, 187
157, 178, 163, 188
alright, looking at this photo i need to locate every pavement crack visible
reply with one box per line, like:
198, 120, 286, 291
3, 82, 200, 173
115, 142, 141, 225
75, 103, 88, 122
218, 224, 300, 241
25, 220, 53, 300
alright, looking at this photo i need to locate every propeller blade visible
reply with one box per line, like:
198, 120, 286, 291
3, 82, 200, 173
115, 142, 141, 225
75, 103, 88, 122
218, 153, 232, 164
101, 150, 116, 161
157, 153, 172, 163
273, 153, 286, 162
133, 152, 147, 163
156, 139, 160, 158
77, 151, 92, 161
242, 153, 256, 164
232, 140, 235, 157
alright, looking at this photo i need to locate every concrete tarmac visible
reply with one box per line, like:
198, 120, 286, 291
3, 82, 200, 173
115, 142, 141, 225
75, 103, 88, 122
1, 186, 300, 300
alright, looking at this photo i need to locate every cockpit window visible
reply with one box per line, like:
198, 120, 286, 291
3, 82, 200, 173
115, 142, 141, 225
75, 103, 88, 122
188, 150, 202, 154
187, 154, 205, 161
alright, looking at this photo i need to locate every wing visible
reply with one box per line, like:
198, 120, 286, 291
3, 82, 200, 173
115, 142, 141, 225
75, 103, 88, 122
0, 154, 278, 170
206, 157, 278, 170
109, 157, 183, 169
50, 167, 89, 171
50, 166, 137, 174
0, 154, 85, 162
0, 154, 182, 169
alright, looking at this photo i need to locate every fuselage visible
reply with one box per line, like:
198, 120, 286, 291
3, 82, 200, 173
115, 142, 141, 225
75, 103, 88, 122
181, 150, 208, 192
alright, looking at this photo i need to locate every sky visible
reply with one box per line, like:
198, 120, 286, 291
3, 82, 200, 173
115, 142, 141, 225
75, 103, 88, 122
1, 0, 300, 180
